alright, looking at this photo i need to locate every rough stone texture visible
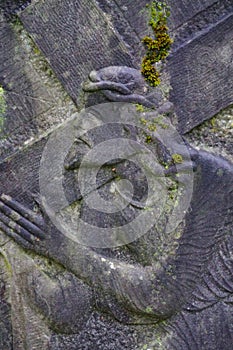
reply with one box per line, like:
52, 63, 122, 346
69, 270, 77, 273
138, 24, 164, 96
19, 0, 135, 105
15, 0, 233, 133
171, 0, 233, 50
186, 105, 233, 163
168, 0, 221, 29
0, 15, 77, 162
0, 254, 12, 350
168, 12, 233, 133
0, 106, 232, 349
0, 0, 32, 18
0, 0, 233, 349
96, 0, 231, 56
97, 0, 222, 43
78, 0, 233, 132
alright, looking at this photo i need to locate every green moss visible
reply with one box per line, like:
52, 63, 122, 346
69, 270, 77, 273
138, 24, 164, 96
136, 104, 146, 112
140, 117, 148, 125
148, 123, 157, 131
172, 153, 183, 164
0, 250, 13, 276
33, 45, 41, 56
168, 182, 179, 200
141, 115, 168, 131
210, 117, 217, 127
136, 104, 152, 114
0, 86, 6, 114
154, 115, 169, 129
145, 306, 153, 313
141, 1, 173, 87
145, 134, 152, 143
140, 116, 169, 143
0, 117, 4, 134
0, 86, 6, 134
11, 16, 24, 34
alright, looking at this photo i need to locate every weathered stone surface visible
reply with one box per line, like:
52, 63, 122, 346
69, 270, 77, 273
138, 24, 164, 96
19, 0, 134, 105
0, 129, 153, 348
0, 18, 43, 153
166, 237, 233, 349
95, 0, 144, 64
118, 0, 220, 29
186, 104, 233, 163
168, 0, 221, 28
98, 0, 228, 50
171, 0, 233, 50
168, 12, 233, 133
0, 255, 12, 350
0, 1, 233, 349
0, 0, 32, 18
91, 1, 233, 132
0, 15, 77, 162
0, 103, 233, 348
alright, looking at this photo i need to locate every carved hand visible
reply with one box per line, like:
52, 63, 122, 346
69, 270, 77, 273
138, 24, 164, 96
0, 193, 176, 321
0, 149, 232, 323
0, 194, 46, 249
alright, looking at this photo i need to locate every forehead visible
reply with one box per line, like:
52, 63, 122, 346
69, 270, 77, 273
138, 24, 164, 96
98, 67, 137, 82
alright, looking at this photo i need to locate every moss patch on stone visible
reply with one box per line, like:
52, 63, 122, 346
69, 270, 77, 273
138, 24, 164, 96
171, 153, 183, 164
141, 1, 173, 87
0, 86, 7, 135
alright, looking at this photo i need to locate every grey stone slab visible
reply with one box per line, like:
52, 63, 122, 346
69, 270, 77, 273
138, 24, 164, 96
112, 0, 149, 39
167, 0, 219, 29
95, 1, 233, 76
95, 0, 145, 65
109, 0, 219, 39
0, 16, 77, 162
0, 0, 32, 17
0, 116, 233, 349
0, 257, 12, 350
0, 19, 40, 130
167, 12, 233, 133
171, 0, 233, 51
19, 0, 134, 105
0, 1, 233, 349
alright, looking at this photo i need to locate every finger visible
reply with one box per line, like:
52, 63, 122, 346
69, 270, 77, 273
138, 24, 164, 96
0, 194, 44, 228
0, 212, 36, 244
0, 220, 33, 249
0, 200, 45, 240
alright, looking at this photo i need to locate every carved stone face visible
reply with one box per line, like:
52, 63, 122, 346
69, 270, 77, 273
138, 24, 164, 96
89, 66, 146, 93
83, 66, 147, 95
82, 66, 172, 111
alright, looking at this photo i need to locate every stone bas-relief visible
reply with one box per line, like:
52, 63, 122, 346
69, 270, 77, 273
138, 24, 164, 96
82, 66, 173, 112
0, 0, 233, 349
0, 106, 232, 350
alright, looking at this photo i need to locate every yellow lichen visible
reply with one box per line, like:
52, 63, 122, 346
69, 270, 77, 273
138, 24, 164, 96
141, 1, 173, 87
172, 153, 183, 164
0, 86, 6, 135
136, 104, 146, 113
